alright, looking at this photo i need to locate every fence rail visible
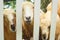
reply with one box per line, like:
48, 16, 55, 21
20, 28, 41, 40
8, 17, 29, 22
0, 0, 4, 40
49, 0, 58, 40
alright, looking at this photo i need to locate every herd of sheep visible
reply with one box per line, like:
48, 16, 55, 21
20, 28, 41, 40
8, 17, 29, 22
3, 1, 60, 40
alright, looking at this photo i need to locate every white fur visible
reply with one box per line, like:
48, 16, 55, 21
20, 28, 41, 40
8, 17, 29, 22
24, 6, 33, 21
7, 13, 14, 25
4, 8, 15, 25
22, 1, 34, 22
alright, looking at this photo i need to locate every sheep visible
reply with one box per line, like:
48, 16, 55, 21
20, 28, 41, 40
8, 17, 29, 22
22, 1, 34, 40
39, 1, 60, 40
3, 8, 16, 40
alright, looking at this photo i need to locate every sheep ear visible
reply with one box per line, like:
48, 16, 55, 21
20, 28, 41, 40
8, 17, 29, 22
46, 2, 52, 11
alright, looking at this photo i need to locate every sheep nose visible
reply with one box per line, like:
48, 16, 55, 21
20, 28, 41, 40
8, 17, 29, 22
11, 24, 15, 31
26, 16, 31, 21
43, 34, 46, 39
